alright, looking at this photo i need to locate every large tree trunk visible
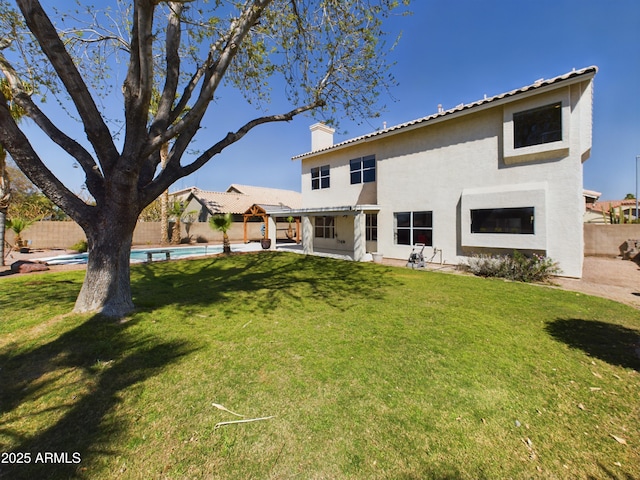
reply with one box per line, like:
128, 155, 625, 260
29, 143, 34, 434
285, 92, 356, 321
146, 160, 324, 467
73, 214, 137, 318
0, 151, 9, 267
160, 143, 170, 244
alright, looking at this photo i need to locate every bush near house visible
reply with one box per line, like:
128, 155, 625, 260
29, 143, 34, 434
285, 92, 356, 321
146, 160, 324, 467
463, 251, 560, 282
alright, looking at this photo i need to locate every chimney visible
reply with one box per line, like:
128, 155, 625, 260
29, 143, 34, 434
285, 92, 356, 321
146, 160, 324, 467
310, 123, 335, 152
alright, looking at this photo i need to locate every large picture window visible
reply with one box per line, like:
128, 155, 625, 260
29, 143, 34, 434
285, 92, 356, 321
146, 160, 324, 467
350, 155, 376, 184
395, 211, 432, 246
471, 207, 535, 234
513, 102, 562, 148
311, 165, 330, 190
315, 216, 335, 238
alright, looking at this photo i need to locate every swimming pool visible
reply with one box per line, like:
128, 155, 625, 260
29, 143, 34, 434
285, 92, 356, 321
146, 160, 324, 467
41, 245, 258, 265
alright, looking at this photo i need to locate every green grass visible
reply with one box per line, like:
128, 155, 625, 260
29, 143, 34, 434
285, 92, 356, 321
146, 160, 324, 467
1, 252, 639, 479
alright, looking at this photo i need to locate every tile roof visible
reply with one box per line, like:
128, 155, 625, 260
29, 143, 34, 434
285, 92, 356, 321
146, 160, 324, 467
588, 199, 637, 213
182, 185, 302, 215
293, 66, 598, 160
227, 184, 303, 208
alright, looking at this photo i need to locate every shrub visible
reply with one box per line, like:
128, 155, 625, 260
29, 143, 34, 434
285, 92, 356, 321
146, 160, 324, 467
70, 239, 88, 253
463, 251, 560, 283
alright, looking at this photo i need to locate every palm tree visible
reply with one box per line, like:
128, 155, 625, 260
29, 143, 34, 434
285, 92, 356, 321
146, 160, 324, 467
0, 79, 27, 265
209, 213, 233, 254
6, 216, 35, 250
168, 200, 186, 244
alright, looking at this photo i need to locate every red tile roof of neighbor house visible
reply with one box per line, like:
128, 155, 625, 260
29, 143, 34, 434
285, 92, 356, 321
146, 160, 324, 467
293, 66, 598, 160
588, 199, 637, 213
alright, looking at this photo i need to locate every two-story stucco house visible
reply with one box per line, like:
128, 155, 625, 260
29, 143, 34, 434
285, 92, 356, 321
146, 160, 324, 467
285, 66, 597, 278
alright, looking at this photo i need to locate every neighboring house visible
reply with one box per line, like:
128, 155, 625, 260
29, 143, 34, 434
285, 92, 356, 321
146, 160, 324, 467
586, 198, 638, 224
178, 184, 302, 223
288, 66, 597, 278
583, 189, 602, 223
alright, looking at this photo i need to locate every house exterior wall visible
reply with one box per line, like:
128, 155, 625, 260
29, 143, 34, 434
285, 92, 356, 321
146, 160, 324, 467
298, 77, 594, 277
301, 143, 378, 207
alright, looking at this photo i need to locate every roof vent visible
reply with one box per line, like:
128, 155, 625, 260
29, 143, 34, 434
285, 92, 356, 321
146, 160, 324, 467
437, 104, 443, 113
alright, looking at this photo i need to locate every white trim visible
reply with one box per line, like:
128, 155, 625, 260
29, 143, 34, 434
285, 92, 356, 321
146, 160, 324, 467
461, 183, 548, 250
503, 90, 571, 164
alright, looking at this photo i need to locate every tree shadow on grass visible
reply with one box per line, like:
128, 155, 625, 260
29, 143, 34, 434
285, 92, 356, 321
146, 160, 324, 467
0, 315, 197, 479
545, 318, 640, 371
0, 276, 82, 317
131, 252, 397, 315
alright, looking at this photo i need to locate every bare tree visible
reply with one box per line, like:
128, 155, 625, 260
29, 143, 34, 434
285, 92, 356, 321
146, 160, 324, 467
0, 0, 409, 317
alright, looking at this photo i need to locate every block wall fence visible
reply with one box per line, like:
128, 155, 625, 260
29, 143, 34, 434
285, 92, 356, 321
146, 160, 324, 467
583, 224, 640, 257
4, 220, 294, 250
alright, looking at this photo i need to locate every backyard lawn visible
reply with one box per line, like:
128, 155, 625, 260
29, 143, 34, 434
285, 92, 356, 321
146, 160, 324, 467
0, 252, 638, 479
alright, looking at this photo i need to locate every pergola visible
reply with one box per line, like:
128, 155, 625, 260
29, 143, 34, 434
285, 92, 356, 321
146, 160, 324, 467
242, 204, 300, 243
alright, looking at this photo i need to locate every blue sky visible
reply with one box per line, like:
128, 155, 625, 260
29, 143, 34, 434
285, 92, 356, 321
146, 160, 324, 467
22, 0, 640, 201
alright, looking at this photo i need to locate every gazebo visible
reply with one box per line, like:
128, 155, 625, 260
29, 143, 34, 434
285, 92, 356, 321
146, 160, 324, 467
242, 204, 300, 244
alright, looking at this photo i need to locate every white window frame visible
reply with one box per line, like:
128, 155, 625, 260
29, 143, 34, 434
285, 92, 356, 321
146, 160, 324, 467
503, 90, 570, 165
315, 216, 335, 238
350, 155, 376, 184
311, 165, 330, 190
394, 211, 433, 246
461, 183, 547, 250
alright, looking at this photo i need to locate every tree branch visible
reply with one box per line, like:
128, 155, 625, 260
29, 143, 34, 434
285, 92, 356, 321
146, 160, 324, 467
140, 100, 321, 207
0, 92, 93, 225
121, 0, 156, 160
14, 0, 119, 175
185, 103, 317, 170
143, 0, 274, 158
0, 53, 106, 203
155, 2, 183, 128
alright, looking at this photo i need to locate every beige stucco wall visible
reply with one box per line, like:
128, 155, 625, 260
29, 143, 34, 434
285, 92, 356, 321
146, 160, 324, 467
302, 147, 378, 207
4, 221, 85, 249
584, 224, 640, 257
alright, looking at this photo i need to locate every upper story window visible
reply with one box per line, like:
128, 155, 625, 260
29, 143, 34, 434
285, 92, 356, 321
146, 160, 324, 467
311, 165, 330, 190
350, 155, 376, 184
513, 102, 562, 148
471, 207, 535, 234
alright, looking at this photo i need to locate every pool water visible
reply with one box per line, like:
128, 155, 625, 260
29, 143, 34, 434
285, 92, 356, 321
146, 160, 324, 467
42, 245, 223, 265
